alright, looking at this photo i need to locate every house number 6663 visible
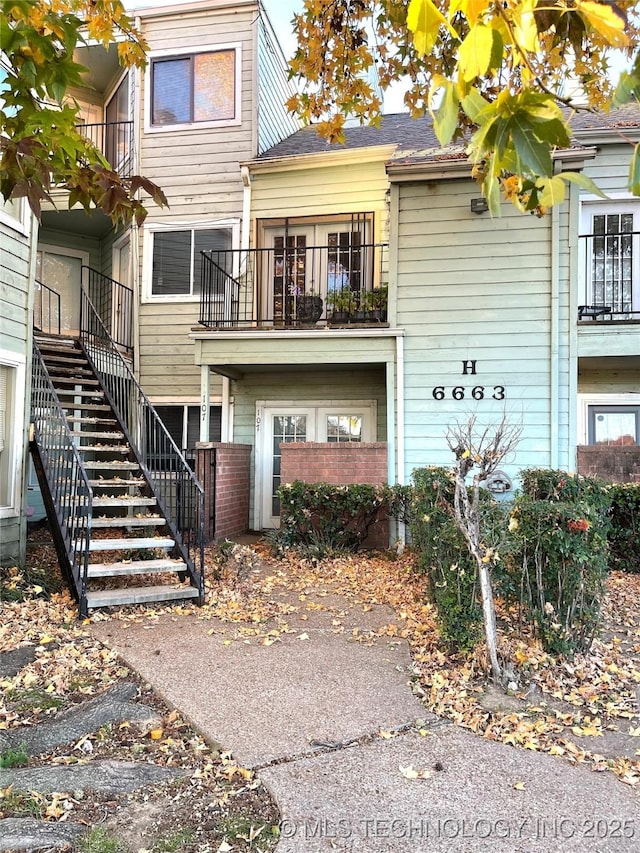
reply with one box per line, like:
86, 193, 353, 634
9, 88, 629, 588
432, 386, 506, 401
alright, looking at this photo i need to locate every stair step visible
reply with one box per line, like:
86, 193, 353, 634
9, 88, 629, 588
85, 584, 199, 609
48, 366, 94, 377
55, 389, 105, 399
89, 515, 164, 529
87, 557, 185, 578
88, 478, 145, 487
81, 536, 176, 552
66, 416, 119, 425
43, 354, 88, 366
35, 341, 78, 352
93, 497, 156, 508
50, 377, 100, 387
74, 444, 130, 453
61, 403, 112, 412
71, 431, 125, 440
83, 460, 140, 470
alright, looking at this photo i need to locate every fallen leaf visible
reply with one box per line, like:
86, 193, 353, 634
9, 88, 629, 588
514, 781, 526, 790
399, 764, 432, 780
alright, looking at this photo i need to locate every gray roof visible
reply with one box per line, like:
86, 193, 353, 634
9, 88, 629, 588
258, 101, 640, 164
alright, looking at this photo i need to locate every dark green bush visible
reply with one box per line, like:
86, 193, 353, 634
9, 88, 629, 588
409, 467, 483, 651
509, 470, 611, 655
606, 483, 640, 573
274, 481, 388, 558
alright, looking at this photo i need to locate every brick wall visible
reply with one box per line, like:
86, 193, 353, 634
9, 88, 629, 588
280, 442, 389, 549
195, 443, 251, 542
576, 445, 640, 483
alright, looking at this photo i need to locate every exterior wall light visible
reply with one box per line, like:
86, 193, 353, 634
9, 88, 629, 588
470, 197, 489, 214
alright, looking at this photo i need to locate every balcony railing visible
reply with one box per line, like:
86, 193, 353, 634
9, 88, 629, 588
578, 231, 640, 321
199, 243, 389, 329
81, 266, 133, 352
76, 121, 134, 177
34, 280, 61, 336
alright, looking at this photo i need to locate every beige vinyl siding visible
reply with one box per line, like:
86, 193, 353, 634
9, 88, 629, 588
395, 178, 572, 481
135, 5, 259, 397
579, 364, 640, 395
250, 160, 390, 233
257, 16, 299, 154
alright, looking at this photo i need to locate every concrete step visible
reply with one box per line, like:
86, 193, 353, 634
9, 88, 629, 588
93, 497, 157, 508
83, 460, 140, 470
80, 536, 176, 552
66, 416, 120, 426
85, 584, 199, 609
51, 376, 100, 387
87, 557, 185, 578
88, 478, 145, 487
42, 354, 89, 366
70, 431, 125, 440
47, 366, 94, 377
60, 403, 112, 413
89, 515, 164, 529
55, 388, 105, 398
73, 445, 130, 454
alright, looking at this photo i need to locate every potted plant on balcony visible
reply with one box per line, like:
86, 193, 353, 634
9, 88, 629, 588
295, 294, 324, 323
364, 284, 388, 322
327, 289, 357, 323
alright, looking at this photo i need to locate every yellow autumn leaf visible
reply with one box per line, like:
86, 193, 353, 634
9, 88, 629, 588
408, 0, 458, 55
458, 24, 496, 81
513, 781, 526, 790
400, 764, 432, 780
39, 634, 55, 644
575, 0, 629, 47
149, 728, 163, 740
379, 729, 395, 739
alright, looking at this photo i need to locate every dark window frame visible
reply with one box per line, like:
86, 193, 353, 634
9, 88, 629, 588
588, 405, 640, 446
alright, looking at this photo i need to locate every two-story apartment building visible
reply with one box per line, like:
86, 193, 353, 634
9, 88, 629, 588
24, 0, 298, 521
192, 106, 640, 532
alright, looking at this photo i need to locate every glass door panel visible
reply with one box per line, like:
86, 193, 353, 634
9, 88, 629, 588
36, 248, 86, 333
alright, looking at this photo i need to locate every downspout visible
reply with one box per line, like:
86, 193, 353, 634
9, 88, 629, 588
132, 15, 143, 380
567, 178, 580, 471
550, 201, 560, 468
396, 333, 406, 548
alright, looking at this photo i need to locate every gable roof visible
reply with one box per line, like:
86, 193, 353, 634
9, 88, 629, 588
258, 101, 640, 166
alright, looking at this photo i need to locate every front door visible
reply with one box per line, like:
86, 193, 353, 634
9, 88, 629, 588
36, 246, 89, 335
257, 402, 376, 529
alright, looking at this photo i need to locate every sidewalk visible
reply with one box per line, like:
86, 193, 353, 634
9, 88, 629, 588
91, 566, 639, 853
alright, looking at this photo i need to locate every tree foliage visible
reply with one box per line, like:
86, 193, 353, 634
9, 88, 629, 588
1, 0, 166, 224
289, 0, 640, 214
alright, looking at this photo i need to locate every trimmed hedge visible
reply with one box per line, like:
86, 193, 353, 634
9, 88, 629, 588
607, 482, 640, 573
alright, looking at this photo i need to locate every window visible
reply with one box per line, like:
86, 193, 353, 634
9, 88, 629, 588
0, 195, 29, 236
150, 47, 239, 128
149, 226, 234, 298
154, 405, 222, 458
588, 405, 640, 445
105, 74, 131, 173
0, 351, 26, 517
326, 415, 363, 443
580, 202, 639, 316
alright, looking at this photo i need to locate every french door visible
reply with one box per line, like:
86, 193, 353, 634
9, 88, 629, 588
257, 402, 375, 529
264, 218, 371, 323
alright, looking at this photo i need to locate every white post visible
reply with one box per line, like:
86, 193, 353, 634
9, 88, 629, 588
200, 364, 210, 443
221, 376, 231, 442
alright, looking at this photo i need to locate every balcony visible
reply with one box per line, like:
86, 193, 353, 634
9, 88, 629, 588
198, 243, 389, 330
578, 230, 640, 323
77, 120, 134, 177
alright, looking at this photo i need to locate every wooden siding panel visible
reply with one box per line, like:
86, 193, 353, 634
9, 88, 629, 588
396, 179, 570, 480
257, 17, 299, 153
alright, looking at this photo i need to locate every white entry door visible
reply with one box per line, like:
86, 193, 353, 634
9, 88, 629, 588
36, 246, 89, 334
257, 401, 376, 529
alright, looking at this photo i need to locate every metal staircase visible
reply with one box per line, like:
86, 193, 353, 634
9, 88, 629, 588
30, 286, 205, 616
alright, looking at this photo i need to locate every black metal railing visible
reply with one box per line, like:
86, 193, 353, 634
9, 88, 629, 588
80, 290, 205, 597
199, 243, 389, 329
34, 280, 61, 335
578, 231, 640, 321
77, 121, 134, 177
82, 266, 133, 352
31, 345, 92, 611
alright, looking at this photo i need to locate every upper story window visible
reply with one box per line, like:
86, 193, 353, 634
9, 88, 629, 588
144, 222, 237, 301
148, 45, 240, 130
0, 195, 30, 236
580, 201, 639, 319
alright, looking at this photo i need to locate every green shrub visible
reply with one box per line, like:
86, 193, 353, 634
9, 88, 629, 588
509, 482, 610, 655
409, 467, 483, 651
606, 482, 640, 573
274, 481, 388, 557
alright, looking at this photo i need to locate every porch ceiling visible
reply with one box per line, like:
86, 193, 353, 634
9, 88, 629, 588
41, 207, 114, 240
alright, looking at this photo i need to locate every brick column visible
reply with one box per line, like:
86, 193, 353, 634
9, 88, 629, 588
195, 443, 251, 542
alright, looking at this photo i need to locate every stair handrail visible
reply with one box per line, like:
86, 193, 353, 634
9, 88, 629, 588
34, 279, 61, 336
31, 343, 93, 613
81, 265, 134, 353
79, 289, 205, 599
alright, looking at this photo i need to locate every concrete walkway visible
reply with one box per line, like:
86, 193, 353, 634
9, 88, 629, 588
92, 583, 639, 853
